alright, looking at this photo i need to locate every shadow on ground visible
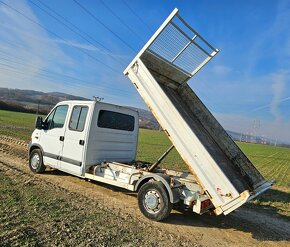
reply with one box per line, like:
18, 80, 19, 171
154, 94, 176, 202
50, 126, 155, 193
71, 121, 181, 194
45, 169, 290, 242
244, 188, 290, 218
164, 205, 290, 242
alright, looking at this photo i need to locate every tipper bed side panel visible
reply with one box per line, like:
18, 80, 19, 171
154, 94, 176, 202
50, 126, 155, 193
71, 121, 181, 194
178, 85, 266, 190
158, 83, 251, 193
148, 72, 266, 192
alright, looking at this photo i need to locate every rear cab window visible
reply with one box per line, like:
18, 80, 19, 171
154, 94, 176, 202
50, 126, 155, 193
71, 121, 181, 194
69, 106, 89, 131
97, 110, 135, 131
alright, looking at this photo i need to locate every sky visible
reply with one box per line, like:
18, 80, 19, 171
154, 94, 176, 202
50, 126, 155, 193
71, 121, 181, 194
0, 0, 289, 144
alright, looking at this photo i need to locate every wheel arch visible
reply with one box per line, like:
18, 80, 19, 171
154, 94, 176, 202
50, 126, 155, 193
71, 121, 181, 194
28, 143, 43, 155
135, 173, 179, 203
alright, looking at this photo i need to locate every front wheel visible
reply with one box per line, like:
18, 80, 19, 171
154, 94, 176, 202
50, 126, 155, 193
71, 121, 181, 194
29, 149, 46, 173
137, 181, 172, 221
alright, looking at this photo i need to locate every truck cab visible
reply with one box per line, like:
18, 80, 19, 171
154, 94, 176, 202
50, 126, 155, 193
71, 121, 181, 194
29, 100, 139, 177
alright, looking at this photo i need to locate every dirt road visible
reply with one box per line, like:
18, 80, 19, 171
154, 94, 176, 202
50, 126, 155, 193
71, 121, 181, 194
0, 135, 289, 246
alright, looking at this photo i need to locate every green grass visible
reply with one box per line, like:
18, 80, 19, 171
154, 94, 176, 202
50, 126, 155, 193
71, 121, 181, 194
237, 142, 290, 188
0, 110, 39, 140
137, 128, 187, 170
0, 109, 289, 188
0, 167, 191, 246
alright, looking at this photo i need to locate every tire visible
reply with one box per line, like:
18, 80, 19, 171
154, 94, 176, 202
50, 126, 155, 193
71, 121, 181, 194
138, 181, 173, 221
29, 149, 46, 173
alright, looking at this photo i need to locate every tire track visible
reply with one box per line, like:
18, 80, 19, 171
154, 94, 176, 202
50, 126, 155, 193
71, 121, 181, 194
0, 135, 28, 147
254, 152, 280, 170
272, 160, 288, 184
0, 135, 28, 161
264, 157, 285, 180
274, 152, 290, 186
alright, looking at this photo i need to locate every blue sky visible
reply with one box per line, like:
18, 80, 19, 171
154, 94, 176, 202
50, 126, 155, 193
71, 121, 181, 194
0, 0, 289, 143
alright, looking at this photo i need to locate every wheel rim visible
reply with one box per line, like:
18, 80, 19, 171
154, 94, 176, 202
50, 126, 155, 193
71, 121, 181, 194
144, 190, 161, 214
31, 153, 40, 169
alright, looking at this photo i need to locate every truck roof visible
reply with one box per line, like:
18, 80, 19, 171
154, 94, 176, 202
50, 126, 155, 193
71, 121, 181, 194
56, 100, 139, 114
57, 100, 95, 105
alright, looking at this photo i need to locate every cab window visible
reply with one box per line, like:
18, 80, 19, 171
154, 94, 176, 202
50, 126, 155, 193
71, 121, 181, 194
69, 106, 88, 131
46, 105, 68, 130
97, 110, 135, 131
46, 109, 55, 129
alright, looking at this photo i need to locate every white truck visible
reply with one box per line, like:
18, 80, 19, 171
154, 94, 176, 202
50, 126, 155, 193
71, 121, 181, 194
28, 8, 271, 221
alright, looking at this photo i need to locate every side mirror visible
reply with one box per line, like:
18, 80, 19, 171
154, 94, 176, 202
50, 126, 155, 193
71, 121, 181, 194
35, 116, 43, 130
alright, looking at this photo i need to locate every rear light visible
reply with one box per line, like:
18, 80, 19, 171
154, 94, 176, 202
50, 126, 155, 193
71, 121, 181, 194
201, 199, 211, 210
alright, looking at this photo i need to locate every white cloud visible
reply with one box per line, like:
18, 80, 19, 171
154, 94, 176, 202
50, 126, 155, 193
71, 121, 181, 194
215, 112, 290, 144
0, 21, 128, 59
0, 0, 74, 90
211, 65, 232, 76
245, 1, 290, 74
270, 71, 289, 122
251, 96, 290, 112
0, 22, 100, 55
51, 38, 129, 59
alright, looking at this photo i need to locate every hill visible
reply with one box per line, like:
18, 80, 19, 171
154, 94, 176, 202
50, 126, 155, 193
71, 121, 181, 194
0, 87, 159, 130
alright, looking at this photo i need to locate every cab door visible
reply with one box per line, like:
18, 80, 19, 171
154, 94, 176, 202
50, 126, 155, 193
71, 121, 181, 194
40, 105, 69, 169
60, 105, 89, 176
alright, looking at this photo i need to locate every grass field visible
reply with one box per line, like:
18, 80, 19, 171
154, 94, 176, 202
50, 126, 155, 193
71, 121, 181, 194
0, 110, 39, 140
0, 164, 189, 246
1, 109, 289, 188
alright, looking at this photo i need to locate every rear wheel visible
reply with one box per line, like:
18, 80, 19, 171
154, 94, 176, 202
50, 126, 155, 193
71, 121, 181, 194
29, 149, 46, 173
138, 181, 172, 221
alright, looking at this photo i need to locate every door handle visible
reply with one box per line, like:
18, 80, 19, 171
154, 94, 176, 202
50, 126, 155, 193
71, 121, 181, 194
59, 136, 64, 141
79, 140, 85, 146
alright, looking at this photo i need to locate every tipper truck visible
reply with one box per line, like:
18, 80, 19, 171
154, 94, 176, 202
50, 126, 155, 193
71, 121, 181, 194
29, 8, 271, 221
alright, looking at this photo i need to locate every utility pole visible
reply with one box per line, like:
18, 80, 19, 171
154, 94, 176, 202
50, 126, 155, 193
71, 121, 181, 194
36, 100, 40, 115
252, 119, 260, 144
